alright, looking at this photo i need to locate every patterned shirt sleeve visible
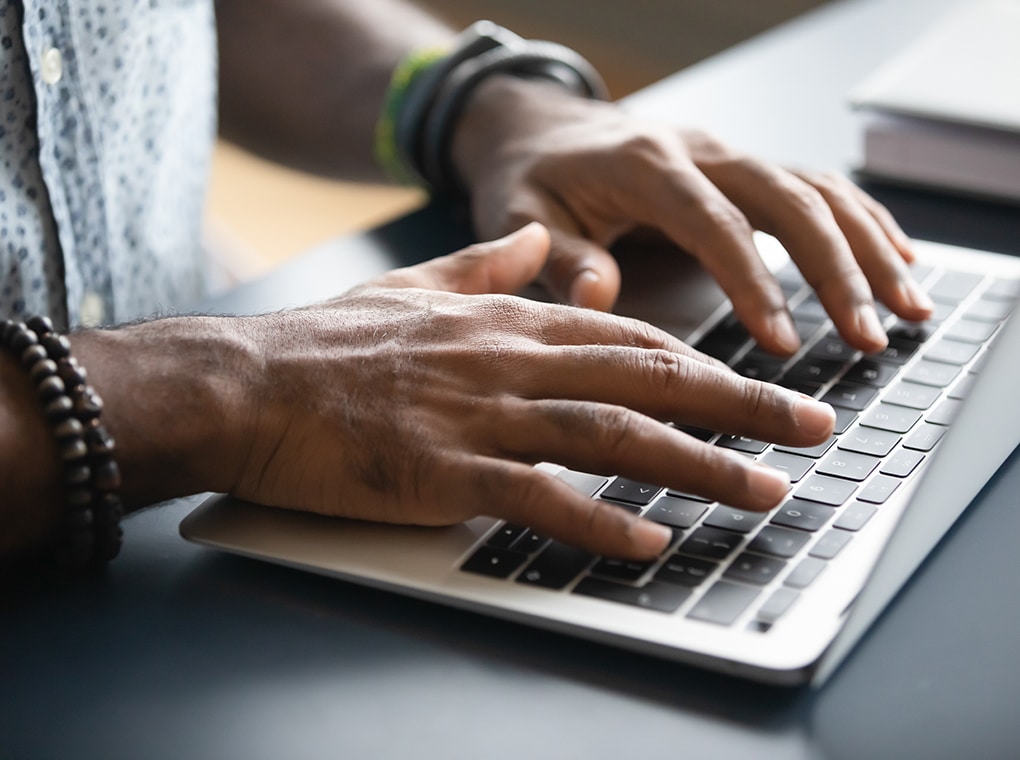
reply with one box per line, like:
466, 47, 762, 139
0, 0, 217, 329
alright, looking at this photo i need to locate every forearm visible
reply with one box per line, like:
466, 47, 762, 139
0, 317, 256, 560
215, 0, 454, 180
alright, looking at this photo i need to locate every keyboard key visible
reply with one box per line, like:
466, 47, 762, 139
573, 578, 691, 613
966, 299, 1012, 323
515, 530, 549, 554
857, 474, 901, 504
590, 557, 655, 583
784, 557, 827, 589
833, 502, 878, 531
816, 450, 880, 482
601, 478, 661, 506
724, 553, 787, 586
808, 332, 858, 362
516, 542, 594, 589
905, 360, 960, 388
486, 522, 529, 549
947, 373, 976, 400
556, 470, 609, 497
926, 398, 962, 426
904, 423, 947, 452
704, 505, 768, 534
792, 295, 828, 322
770, 501, 834, 534
809, 530, 853, 560
678, 425, 716, 442
880, 449, 925, 478
876, 336, 922, 365
833, 407, 859, 434
678, 527, 743, 560
883, 381, 942, 410
757, 587, 801, 624
760, 451, 815, 483
778, 377, 823, 397
887, 321, 936, 343
843, 358, 898, 387
860, 403, 922, 434
750, 524, 813, 556
696, 315, 750, 362
733, 352, 786, 382
925, 338, 980, 366
795, 474, 858, 506
461, 546, 529, 579
821, 382, 878, 411
645, 496, 708, 530
715, 434, 769, 455
985, 278, 1020, 301
786, 357, 845, 385
838, 427, 901, 457
945, 318, 997, 344
774, 434, 837, 459
655, 555, 718, 587
927, 270, 981, 303
687, 581, 760, 626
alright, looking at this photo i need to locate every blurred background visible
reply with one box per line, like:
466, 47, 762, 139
205, 0, 828, 282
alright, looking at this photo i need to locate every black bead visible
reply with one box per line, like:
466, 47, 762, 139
54, 416, 85, 441
41, 333, 71, 359
59, 438, 89, 462
26, 315, 54, 335
92, 458, 122, 491
10, 325, 38, 353
43, 395, 75, 422
56, 356, 87, 387
63, 462, 91, 486
20, 343, 48, 368
73, 386, 103, 419
27, 357, 57, 383
37, 374, 66, 401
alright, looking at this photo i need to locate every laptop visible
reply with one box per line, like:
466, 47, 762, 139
180, 233, 1020, 686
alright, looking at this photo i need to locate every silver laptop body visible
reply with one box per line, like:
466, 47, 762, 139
180, 236, 1020, 686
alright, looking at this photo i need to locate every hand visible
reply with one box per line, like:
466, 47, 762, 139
452, 78, 935, 355
230, 223, 835, 560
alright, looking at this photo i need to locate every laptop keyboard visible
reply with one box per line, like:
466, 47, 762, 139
460, 262, 1018, 631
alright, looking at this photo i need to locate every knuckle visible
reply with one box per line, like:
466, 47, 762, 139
781, 180, 830, 220
642, 349, 691, 395
592, 404, 640, 459
694, 198, 753, 237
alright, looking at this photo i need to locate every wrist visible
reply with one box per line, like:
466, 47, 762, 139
72, 317, 260, 507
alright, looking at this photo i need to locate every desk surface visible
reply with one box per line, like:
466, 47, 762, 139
5, 1, 1020, 758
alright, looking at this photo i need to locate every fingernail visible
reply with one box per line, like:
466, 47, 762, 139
629, 518, 673, 555
856, 304, 888, 349
769, 311, 801, 354
746, 463, 791, 502
568, 269, 600, 306
794, 395, 836, 438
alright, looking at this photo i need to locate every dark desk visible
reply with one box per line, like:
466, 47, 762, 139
5, 1, 1020, 758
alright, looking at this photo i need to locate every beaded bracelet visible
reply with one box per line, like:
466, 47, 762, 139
1, 316, 123, 568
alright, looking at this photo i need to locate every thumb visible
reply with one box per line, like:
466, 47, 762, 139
377, 222, 551, 295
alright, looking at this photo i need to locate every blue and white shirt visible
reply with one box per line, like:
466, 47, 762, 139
0, 0, 216, 329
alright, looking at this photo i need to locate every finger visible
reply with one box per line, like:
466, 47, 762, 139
699, 158, 889, 352
500, 352, 835, 446
631, 161, 803, 356
502, 200, 623, 310
794, 171, 933, 321
374, 222, 550, 295
463, 456, 673, 559
847, 181, 917, 263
